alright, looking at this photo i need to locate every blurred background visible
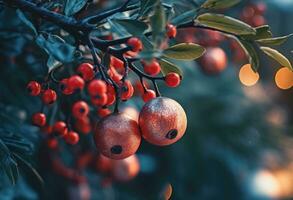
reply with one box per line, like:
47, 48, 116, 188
0, 0, 292, 200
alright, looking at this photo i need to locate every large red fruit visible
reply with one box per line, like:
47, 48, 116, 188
94, 113, 141, 160
139, 97, 187, 146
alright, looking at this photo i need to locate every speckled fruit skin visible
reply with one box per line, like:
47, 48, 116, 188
139, 97, 187, 146
94, 113, 141, 160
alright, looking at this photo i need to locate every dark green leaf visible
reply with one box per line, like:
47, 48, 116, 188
242, 25, 272, 40
137, 50, 162, 59
65, 0, 87, 16
16, 9, 37, 36
237, 39, 260, 72
113, 19, 148, 37
163, 43, 205, 60
171, 9, 198, 26
201, 0, 241, 9
159, 59, 183, 77
150, 2, 166, 47
196, 13, 256, 35
13, 153, 44, 185
47, 56, 62, 72
139, 0, 159, 18
257, 34, 293, 46
260, 47, 292, 70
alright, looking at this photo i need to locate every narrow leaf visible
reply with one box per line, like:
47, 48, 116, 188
237, 39, 260, 72
261, 47, 292, 70
242, 25, 272, 40
65, 0, 87, 16
113, 19, 148, 37
163, 43, 205, 60
201, 0, 241, 9
150, 2, 166, 47
159, 59, 183, 77
196, 13, 256, 35
171, 9, 198, 25
257, 34, 293, 46
16, 9, 37, 36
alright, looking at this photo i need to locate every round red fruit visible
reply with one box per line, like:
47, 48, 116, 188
53, 121, 68, 137
127, 37, 142, 52
121, 80, 134, 101
142, 60, 161, 76
77, 63, 95, 81
165, 72, 181, 87
42, 89, 57, 104
65, 131, 79, 145
87, 79, 107, 96
60, 78, 73, 95
68, 75, 85, 91
142, 89, 156, 103
72, 101, 89, 119
32, 112, 46, 127
91, 93, 108, 106
166, 24, 177, 38
27, 81, 41, 96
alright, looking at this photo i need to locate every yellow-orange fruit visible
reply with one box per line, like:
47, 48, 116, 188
139, 97, 187, 146
199, 47, 227, 75
94, 113, 141, 159
111, 154, 140, 181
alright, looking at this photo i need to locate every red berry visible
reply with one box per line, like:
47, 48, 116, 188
53, 121, 68, 137
142, 60, 161, 76
60, 78, 73, 95
121, 80, 134, 101
75, 117, 91, 135
127, 37, 143, 52
68, 75, 85, 91
27, 81, 41, 96
110, 57, 124, 70
72, 101, 89, 119
41, 125, 53, 135
106, 93, 116, 106
97, 107, 111, 118
91, 93, 108, 106
142, 89, 156, 102
87, 79, 107, 96
165, 73, 181, 87
64, 131, 79, 145
42, 89, 57, 104
32, 112, 46, 127
47, 138, 58, 149
77, 63, 95, 81
166, 24, 177, 38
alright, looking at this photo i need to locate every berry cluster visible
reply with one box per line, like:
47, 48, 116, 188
27, 25, 187, 164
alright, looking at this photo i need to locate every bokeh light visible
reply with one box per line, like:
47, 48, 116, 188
275, 67, 293, 90
239, 64, 260, 86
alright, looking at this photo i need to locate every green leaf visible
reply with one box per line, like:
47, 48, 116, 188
159, 59, 183, 77
163, 43, 205, 60
47, 56, 62, 72
237, 39, 260, 72
242, 25, 272, 40
150, 2, 166, 47
16, 9, 37, 36
201, 0, 241, 9
139, 0, 159, 18
257, 34, 293, 46
36, 34, 76, 63
171, 9, 198, 26
196, 13, 256, 35
64, 0, 87, 16
13, 153, 44, 185
260, 47, 292, 70
137, 50, 162, 59
113, 19, 148, 37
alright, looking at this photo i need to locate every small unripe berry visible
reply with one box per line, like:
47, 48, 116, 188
65, 131, 79, 145
166, 24, 177, 38
142, 60, 161, 76
127, 37, 143, 52
139, 97, 187, 146
27, 81, 41, 96
72, 101, 89, 119
77, 63, 95, 81
42, 89, 57, 104
142, 89, 156, 102
68, 75, 85, 91
165, 72, 181, 87
32, 112, 46, 127
87, 79, 107, 96
94, 113, 141, 159
60, 78, 73, 95
111, 154, 140, 182
53, 121, 68, 137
